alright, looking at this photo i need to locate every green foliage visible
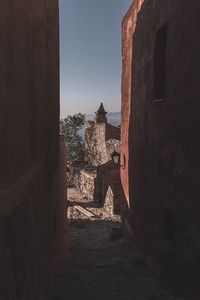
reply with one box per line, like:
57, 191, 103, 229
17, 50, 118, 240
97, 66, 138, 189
60, 113, 86, 165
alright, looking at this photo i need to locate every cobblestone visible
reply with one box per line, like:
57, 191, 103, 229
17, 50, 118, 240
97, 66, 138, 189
52, 188, 185, 300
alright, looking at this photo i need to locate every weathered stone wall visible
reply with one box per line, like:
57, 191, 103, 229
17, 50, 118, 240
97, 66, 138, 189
106, 139, 120, 161
105, 123, 120, 141
122, 0, 200, 294
71, 161, 89, 188
96, 162, 121, 215
104, 186, 114, 215
84, 120, 120, 209
80, 169, 97, 201
85, 122, 107, 166
0, 1, 67, 299
85, 121, 120, 166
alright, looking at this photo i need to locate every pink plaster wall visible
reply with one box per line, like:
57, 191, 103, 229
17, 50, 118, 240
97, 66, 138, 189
0, 1, 68, 299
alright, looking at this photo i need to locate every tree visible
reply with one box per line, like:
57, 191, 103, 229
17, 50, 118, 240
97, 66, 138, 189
60, 113, 86, 166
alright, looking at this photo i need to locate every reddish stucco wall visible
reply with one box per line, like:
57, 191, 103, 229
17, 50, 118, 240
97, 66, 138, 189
0, 1, 68, 299
0, 0, 59, 188
120, 0, 144, 233
121, 0, 200, 294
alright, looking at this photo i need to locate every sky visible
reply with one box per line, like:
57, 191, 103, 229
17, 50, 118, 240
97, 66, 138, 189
59, 0, 133, 117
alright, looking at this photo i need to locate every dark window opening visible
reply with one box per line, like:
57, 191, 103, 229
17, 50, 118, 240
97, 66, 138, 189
154, 23, 168, 100
163, 209, 175, 244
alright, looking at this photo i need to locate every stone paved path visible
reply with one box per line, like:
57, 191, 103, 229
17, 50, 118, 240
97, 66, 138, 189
51, 188, 185, 300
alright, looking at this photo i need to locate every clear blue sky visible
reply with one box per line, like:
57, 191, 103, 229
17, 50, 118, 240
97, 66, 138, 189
59, 0, 133, 117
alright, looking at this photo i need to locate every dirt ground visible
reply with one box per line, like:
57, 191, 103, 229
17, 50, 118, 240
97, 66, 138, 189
51, 188, 185, 300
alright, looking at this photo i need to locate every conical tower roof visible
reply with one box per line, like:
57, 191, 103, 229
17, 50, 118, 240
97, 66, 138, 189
97, 102, 106, 114
95, 102, 107, 123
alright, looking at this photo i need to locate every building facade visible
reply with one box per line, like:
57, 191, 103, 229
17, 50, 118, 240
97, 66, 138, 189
121, 0, 200, 294
80, 104, 121, 214
85, 103, 120, 166
0, 1, 67, 299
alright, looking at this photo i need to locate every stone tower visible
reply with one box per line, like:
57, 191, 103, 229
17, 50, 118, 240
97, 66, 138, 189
95, 102, 107, 123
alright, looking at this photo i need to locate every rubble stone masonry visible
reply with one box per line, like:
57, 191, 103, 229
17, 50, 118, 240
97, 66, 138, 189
80, 168, 97, 201
82, 112, 121, 214
85, 121, 120, 166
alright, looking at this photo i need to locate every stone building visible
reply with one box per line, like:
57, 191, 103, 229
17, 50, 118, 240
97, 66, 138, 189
0, 1, 67, 299
97, 161, 121, 215
85, 103, 120, 166
80, 103, 121, 214
121, 0, 200, 295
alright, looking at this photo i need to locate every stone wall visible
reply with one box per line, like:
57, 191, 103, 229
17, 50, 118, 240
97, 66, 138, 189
121, 0, 200, 295
85, 121, 120, 166
83, 118, 120, 211
80, 168, 97, 201
71, 161, 89, 188
96, 162, 121, 215
0, 1, 67, 299
106, 139, 120, 161
85, 122, 107, 166
104, 186, 114, 215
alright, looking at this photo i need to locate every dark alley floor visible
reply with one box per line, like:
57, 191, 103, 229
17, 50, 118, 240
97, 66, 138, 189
51, 188, 185, 300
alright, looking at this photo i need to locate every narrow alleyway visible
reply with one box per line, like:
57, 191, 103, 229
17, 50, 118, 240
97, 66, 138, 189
52, 189, 184, 300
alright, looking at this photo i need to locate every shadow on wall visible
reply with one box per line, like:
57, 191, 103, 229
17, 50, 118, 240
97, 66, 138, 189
95, 162, 121, 215
122, 0, 200, 297
0, 137, 68, 300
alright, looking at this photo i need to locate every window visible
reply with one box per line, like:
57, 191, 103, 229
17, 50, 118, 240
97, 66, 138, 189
154, 23, 168, 101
